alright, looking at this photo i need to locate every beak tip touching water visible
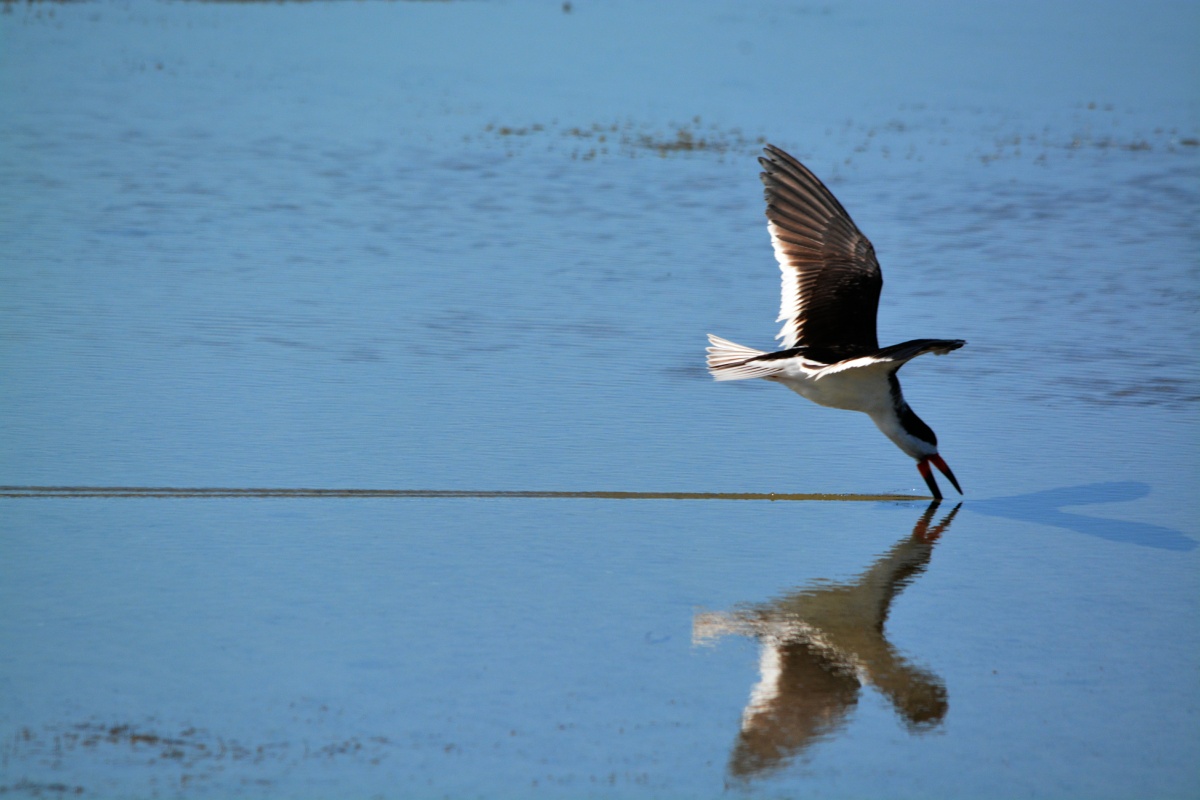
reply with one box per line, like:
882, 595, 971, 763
918, 454, 963, 500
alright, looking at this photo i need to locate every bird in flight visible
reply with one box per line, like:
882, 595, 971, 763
706, 145, 965, 499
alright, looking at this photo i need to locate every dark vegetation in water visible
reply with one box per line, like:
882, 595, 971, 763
1, 714, 679, 794
1, 718, 400, 795
475, 118, 767, 161
0, 0, 463, 5
477, 105, 1197, 167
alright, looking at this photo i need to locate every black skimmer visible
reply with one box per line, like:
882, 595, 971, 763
706, 145, 965, 499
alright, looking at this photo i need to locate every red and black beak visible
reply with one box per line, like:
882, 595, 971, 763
916, 454, 963, 500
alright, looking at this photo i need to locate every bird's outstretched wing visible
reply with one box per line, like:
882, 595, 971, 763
812, 338, 966, 380
760, 145, 882, 361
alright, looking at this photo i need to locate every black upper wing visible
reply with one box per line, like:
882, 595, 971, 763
760, 144, 882, 361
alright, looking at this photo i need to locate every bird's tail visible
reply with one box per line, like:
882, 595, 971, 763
705, 334, 780, 381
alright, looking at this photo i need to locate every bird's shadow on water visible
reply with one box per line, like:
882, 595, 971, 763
970, 482, 1195, 551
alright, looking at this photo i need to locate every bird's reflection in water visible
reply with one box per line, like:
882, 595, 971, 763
693, 501, 960, 779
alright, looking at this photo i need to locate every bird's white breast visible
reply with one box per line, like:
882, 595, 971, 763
769, 358, 937, 460
768, 360, 894, 414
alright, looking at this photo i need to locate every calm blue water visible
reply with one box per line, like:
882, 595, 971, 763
1, 2, 1197, 798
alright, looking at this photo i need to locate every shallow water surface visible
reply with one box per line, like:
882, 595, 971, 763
1, 1, 1198, 798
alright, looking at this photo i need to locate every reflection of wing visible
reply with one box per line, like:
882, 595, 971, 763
695, 502, 958, 779
730, 630, 861, 778
760, 145, 882, 359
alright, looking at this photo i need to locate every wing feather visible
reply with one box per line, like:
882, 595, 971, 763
760, 144, 883, 361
